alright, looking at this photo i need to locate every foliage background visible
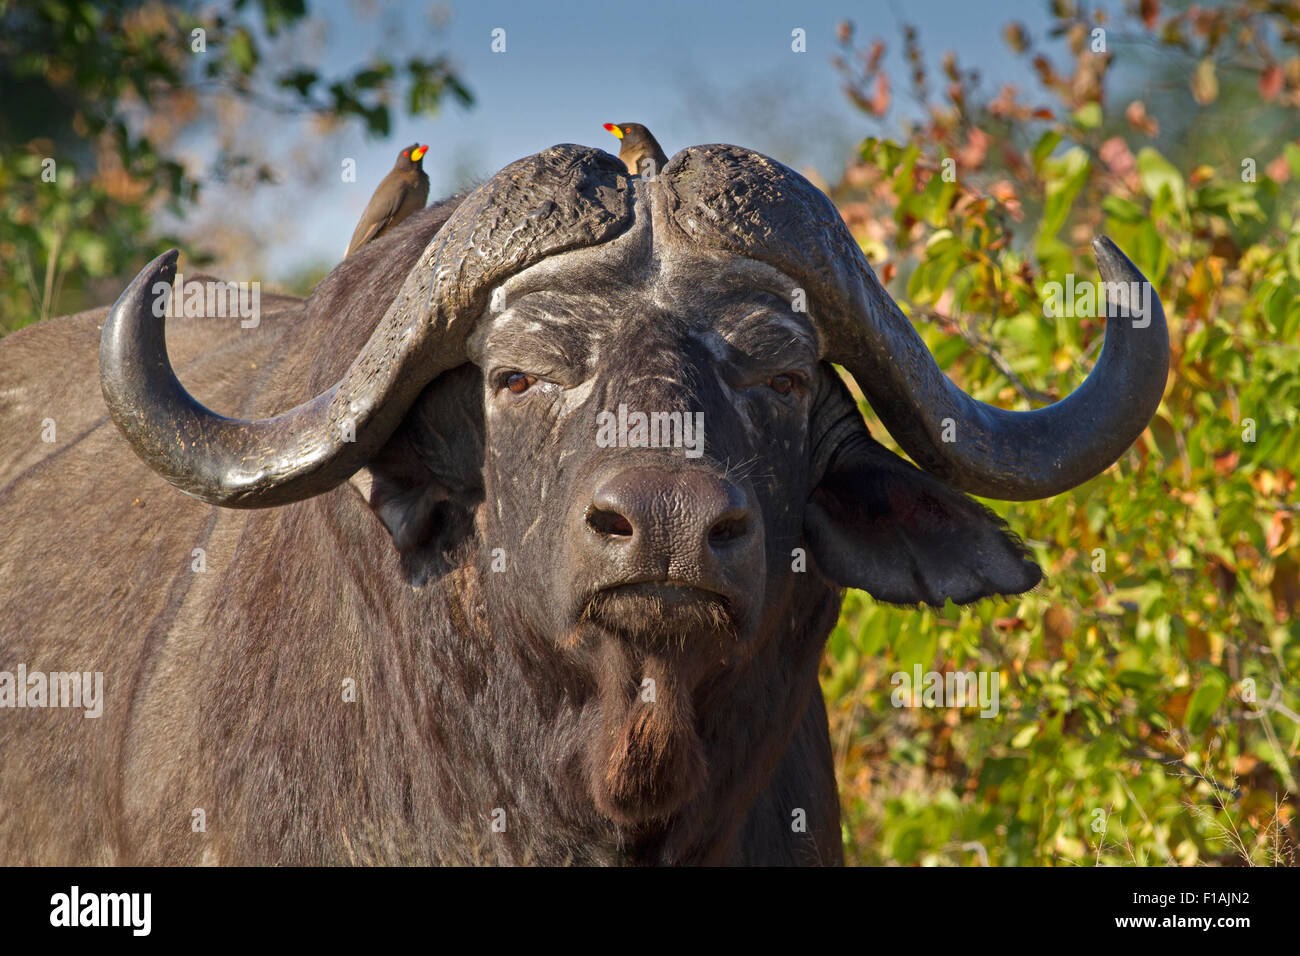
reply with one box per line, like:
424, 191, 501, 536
824, 0, 1299, 865
0, 0, 471, 330
1, 0, 1296, 865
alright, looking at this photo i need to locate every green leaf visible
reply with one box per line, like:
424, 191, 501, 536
1136, 147, 1186, 210
920, 169, 957, 227
1011, 723, 1039, 748
227, 27, 258, 74
860, 137, 905, 174
1185, 669, 1228, 734
892, 617, 937, 672
1039, 147, 1090, 241
1190, 57, 1219, 105
259, 0, 308, 36
1071, 102, 1102, 130
351, 62, 393, 90
277, 69, 317, 97
1102, 195, 1145, 224
1032, 130, 1062, 174
1286, 232, 1300, 282
855, 607, 891, 657
1286, 143, 1300, 180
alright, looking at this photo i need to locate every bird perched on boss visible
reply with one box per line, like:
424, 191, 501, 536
345, 143, 430, 257
603, 122, 669, 177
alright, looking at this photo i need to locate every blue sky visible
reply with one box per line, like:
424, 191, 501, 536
181, 0, 1063, 277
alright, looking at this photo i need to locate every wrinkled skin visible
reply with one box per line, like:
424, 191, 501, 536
0, 143, 1159, 866
472, 247, 829, 838
356, 210, 1037, 862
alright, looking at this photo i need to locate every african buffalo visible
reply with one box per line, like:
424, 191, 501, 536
0, 143, 1168, 865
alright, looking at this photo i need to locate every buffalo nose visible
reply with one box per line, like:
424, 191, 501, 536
585, 467, 754, 563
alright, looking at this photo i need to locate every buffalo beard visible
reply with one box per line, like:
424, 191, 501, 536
574, 587, 740, 826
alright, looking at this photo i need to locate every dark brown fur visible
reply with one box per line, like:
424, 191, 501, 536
0, 197, 845, 865
1, 151, 1050, 865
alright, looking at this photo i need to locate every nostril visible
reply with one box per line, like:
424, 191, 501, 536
587, 506, 634, 537
708, 509, 751, 546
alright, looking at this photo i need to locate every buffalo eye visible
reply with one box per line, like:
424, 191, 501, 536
769, 374, 796, 395
503, 371, 537, 395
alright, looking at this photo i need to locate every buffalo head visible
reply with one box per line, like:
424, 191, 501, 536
100, 143, 1168, 837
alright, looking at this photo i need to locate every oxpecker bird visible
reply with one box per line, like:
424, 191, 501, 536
345, 144, 430, 257
603, 123, 669, 177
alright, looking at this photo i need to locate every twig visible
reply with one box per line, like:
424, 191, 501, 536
40, 230, 64, 324
1126, 744, 1242, 798
918, 308, 1055, 403
1116, 771, 1177, 865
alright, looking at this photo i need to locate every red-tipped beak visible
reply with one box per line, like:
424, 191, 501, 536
603, 123, 623, 140
411, 144, 429, 162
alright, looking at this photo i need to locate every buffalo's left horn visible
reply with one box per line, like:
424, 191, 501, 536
100, 145, 632, 507
830, 234, 1169, 500
663, 145, 1169, 500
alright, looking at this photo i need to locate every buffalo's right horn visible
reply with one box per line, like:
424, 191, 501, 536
100, 145, 632, 508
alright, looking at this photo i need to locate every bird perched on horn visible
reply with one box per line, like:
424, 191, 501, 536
603, 123, 669, 178
345, 143, 431, 257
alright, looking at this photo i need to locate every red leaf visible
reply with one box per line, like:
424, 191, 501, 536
1266, 510, 1293, 554
1259, 65, 1283, 102
1139, 0, 1160, 30
1125, 100, 1159, 136
870, 72, 892, 115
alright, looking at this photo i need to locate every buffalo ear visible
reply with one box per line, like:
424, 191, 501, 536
364, 444, 454, 555
804, 435, 1041, 606
360, 365, 484, 581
